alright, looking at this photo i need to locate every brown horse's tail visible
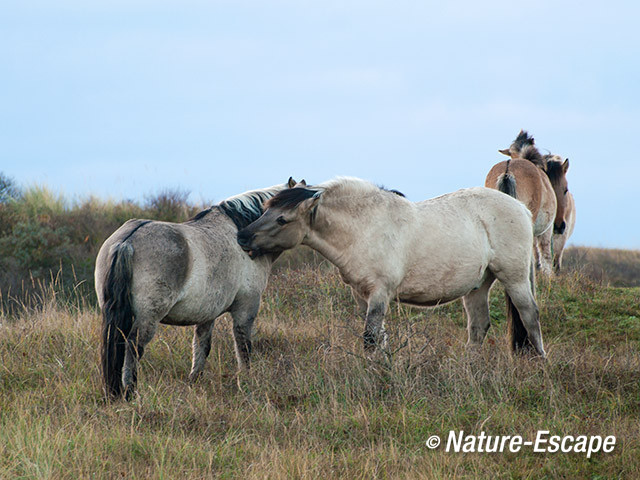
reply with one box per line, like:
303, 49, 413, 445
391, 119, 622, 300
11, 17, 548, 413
507, 258, 535, 352
101, 240, 136, 400
497, 160, 517, 198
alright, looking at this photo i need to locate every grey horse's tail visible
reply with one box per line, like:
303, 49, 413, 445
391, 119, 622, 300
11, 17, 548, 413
101, 241, 136, 400
507, 248, 536, 352
497, 160, 517, 198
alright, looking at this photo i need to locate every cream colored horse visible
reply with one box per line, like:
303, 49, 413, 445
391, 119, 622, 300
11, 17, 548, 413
238, 177, 545, 356
485, 131, 570, 275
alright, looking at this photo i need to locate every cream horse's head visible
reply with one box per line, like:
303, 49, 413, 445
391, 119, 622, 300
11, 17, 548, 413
237, 181, 318, 258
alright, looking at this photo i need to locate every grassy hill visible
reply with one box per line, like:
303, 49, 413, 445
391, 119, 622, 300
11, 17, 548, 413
1, 175, 638, 478
1, 266, 638, 478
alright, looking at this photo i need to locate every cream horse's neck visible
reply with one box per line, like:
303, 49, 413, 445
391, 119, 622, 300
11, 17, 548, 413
302, 213, 352, 272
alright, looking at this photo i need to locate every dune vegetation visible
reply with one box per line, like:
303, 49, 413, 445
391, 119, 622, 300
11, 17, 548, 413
0, 173, 638, 478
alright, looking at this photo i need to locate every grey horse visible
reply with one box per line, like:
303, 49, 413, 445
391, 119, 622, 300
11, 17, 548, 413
95, 177, 302, 399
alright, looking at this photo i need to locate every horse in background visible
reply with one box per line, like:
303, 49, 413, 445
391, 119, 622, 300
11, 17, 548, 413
553, 190, 576, 271
485, 130, 571, 275
237, 177, 545, 358
95, 177, 303, 400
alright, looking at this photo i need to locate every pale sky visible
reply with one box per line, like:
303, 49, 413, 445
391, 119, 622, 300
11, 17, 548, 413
2, 1, 639, 248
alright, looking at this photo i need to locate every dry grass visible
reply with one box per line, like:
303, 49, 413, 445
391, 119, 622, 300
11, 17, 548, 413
563, 246, 640, 287
1, 264, 638, 479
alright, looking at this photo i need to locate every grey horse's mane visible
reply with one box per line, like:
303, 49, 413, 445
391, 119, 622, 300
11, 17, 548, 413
219, 185, 285, 229
190, 185, 285, 229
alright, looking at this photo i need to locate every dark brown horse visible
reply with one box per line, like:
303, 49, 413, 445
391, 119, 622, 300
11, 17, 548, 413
485, 131, 570, 275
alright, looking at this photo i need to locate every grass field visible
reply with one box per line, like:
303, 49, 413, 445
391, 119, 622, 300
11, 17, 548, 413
1, 261, 638, 479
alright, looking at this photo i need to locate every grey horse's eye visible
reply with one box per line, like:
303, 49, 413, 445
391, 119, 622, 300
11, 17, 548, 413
276, 215, 288, 226
564, 188, 568, 195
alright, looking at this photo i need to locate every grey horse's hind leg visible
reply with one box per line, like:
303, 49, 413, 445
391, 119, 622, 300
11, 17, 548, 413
189, 319, 216, 382
230, 298, 260, 371
462, 274, 496, 348
363, 291, 390, 352
122, 317, 159, 396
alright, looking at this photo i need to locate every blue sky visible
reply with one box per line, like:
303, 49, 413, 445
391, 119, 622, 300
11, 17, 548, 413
2, 1, 639, 248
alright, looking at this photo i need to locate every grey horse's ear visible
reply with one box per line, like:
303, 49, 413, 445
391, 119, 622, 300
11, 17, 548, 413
498, 148, 511, 157
562, 158, 569, 173
287, 177, 296, 188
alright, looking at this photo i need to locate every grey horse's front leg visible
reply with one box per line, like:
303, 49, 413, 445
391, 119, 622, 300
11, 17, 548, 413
363, 292, 389, 352
230, 299, 260, 371
189, 319, 216, 382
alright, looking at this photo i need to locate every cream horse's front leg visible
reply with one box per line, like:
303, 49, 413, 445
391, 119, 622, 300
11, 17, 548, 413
363, 290, 390, 352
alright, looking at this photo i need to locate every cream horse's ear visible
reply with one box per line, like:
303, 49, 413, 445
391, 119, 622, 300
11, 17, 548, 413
498, 148, 512, 157
562, 158, 569, 173
297, 179, 307, 187
299, 191, 321, 212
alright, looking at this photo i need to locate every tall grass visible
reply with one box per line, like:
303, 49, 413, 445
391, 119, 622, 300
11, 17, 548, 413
1, 266, 638, 478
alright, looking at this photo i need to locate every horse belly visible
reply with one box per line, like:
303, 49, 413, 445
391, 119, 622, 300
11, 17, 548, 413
397, 231, 489, 305
397, 263, 486, 306
162, 263, 239, 325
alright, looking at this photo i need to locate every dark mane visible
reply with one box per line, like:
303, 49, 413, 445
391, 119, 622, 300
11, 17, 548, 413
512, 130, 535, 152
519, 144, 547, 169
378, 185, 405, 197
218, 190, 277, 229
188, 208, 213, 222
264, 187, 318, 210
545, 159, 565, 182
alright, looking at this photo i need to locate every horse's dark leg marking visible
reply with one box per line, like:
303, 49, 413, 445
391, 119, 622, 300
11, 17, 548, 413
504, 282, 545, 357
363, 300, 388, 352
189, 319, 216, 382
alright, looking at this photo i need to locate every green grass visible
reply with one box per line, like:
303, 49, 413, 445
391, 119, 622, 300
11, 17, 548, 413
1, 266, 638, 479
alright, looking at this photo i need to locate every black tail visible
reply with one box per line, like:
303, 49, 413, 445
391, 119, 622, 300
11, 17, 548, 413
101, 241, 135, 399
507, 260, 536, 352
497, 161, 517, 198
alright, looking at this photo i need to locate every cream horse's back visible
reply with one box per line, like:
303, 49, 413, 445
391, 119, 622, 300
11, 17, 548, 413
238, 178, 545, 357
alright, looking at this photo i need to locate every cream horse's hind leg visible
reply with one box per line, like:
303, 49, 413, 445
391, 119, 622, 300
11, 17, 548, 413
462, 274, 496, 348
503, 281, 546, 357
